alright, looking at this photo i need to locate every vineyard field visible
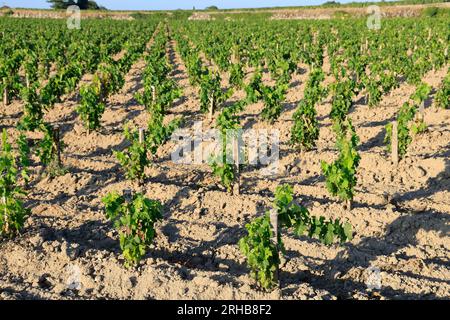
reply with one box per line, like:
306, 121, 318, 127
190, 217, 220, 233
0, 7, 449, 300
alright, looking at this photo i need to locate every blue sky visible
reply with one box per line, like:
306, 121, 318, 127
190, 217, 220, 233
7, 0, 382, 10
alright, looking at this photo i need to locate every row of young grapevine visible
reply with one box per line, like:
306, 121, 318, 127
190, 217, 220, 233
170, 21, 356, 289
184, 15, 448, 154
0, 17, 160, 183
77, 27, 154, 132
178, 15, 448, 109
104, 24, 185, 266
1, 18, 139, 110
0, 18, 160, 235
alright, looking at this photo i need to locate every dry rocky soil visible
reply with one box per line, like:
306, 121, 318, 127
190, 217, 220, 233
0, 33, 449, 300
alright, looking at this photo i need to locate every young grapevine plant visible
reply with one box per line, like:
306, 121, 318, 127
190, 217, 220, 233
78, 83, 105, 132
260, 84, 288, 124
321, 119, 360, 204
239, 215, 282, 290
435, 72, 449, 109
0, 51, 23, 108
114, 125, 150, 184
365, 78, 383, 108
239, 184, 353, 290
17, 133, 30, 182
19, 84, 45, 131
290, 69, 327, 151
0, 129, 30, 237
77, 59, 130, 132
274, 185, 352, 244
291, 99, 319, 151
385, 84, 431, 160
146, 114, 181, 156
115, 116, 181, 183
229, 63, 245, 89
102, 192, 163, 267
410, 82, 431, 106
35, 123, 65, 177
330, 79, 356, 124
199, 72, 232, 117
209, 101, 245, 192
245, 69, 264, 104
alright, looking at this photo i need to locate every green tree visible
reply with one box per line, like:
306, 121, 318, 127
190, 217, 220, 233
47, 0, 102, 10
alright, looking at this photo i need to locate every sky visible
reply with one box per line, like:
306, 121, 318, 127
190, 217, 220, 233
6, 0, 383, 11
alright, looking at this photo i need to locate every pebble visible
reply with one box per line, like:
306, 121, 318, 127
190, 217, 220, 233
193, 208, 202, 219
239, 283, 252, 293
51, 241, 61, 252
218, 263, 229, 271
37, 275, 52, 289
123, 278, 134, 290
416, 166, 427, 178
386, 204, 396, 214
290, 166, 300, 174
29, 234, 44, 247
67, 246, 81, 260
42, 242, 52, 252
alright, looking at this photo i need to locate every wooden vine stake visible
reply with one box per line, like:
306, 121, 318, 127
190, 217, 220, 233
2, 194, 8, 234
232, 131, 240, 196
391, 120, 399, 166
151, 85, 156, 102
269, 208, 280, 287
419, 101, 425, 120
123, 189, 133, 203
52, 125, 62, 168
123, 189, 133, 216
139, 128, 145, 144
231, 50, 236, 65
346, 199, 352, 211
138, 128, 145, 188
3, 87, 8, 107
209, 92, 215, 120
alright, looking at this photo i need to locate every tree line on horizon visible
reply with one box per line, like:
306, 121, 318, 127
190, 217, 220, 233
47, 0, 106, 10
44, 0, 448, 12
